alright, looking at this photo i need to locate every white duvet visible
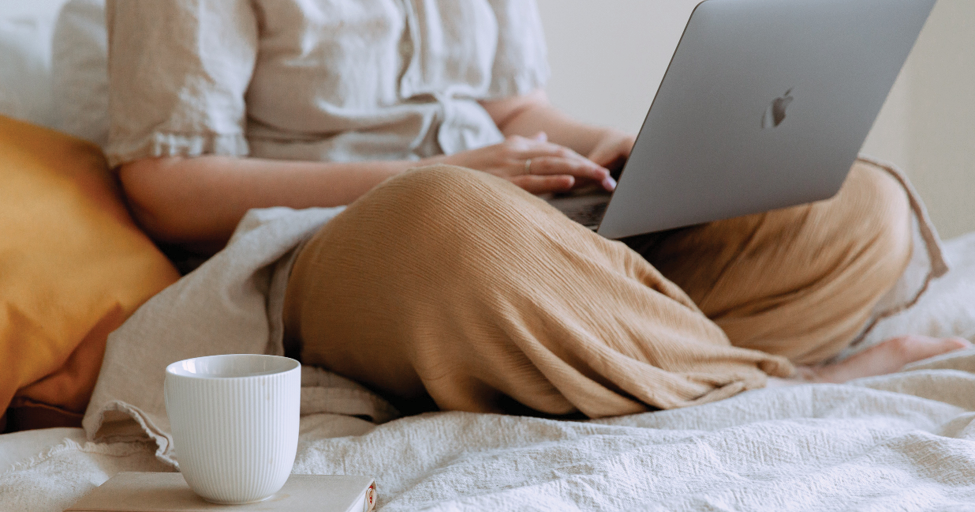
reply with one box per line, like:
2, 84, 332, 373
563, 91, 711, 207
3, 352, 975, 511
3, 232, 975, 512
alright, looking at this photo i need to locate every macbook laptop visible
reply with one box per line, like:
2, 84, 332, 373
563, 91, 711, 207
549, 0, 935, 239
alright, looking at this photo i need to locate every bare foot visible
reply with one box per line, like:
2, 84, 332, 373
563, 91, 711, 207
794, 335, 973, 384
768, 335, 972, 387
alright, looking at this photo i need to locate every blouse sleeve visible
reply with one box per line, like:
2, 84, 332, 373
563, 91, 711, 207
105, 0, 258, 168
484, 0, 551, 99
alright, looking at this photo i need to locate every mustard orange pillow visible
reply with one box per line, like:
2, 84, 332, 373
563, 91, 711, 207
0, 115, 180, 431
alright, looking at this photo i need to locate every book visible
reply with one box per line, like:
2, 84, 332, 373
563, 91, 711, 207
65, 472, 377, 512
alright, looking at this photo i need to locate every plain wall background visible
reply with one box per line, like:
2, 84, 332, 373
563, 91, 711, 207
4, 0, 973, 237
537, 0, 975, 239
0, 1, 65, 20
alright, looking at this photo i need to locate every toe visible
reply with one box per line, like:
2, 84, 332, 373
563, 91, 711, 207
947, 337, 973, 350
889, 335, 970, 365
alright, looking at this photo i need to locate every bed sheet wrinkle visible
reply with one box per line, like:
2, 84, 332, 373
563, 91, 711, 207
851, 365, 975, 410
6, 351, 975, 510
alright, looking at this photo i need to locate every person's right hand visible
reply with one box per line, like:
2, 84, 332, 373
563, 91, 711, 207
429, 133, 617, 195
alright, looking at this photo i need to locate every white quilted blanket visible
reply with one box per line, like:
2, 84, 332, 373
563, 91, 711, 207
4, 351, 975, 511
3, 231, 975, 511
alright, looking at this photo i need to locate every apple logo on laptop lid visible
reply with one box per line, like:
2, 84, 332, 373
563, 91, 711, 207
762, 88, 794, 129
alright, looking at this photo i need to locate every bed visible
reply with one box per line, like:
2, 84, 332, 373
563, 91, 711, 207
3, 231, 975, 510
3, 1, 975, 510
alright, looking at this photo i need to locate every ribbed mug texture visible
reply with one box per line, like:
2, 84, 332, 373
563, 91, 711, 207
165, 355, 301, 505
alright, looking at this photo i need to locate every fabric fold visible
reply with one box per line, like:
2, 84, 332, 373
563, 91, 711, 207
81, 206, 399, 466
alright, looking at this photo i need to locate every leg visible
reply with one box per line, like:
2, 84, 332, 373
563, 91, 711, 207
633, 159, 967, 374
283, 165, 793, 417
792, 334, 970, 384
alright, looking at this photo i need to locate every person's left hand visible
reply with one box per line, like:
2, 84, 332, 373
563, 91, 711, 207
587, 129, 637, 177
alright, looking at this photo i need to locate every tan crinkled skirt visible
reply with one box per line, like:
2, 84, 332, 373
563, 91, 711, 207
283, 159, 912, 417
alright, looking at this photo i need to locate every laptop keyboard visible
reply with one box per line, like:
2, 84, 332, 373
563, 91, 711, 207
563, 201, 609, 229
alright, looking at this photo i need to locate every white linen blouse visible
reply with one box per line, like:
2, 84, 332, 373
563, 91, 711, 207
104, 0, 550, 168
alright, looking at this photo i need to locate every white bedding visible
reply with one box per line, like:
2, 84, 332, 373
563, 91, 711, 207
4, 353, 975, 511
3, 232, 975, 511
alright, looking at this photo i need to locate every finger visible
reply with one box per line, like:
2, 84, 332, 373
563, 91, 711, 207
532, 131, 548, 142
528, 156, 610, 183
519, 141, 592, 164
510, 174, 575, 194
589, 140, 632, 170
529, 157, 616, 191
588, 145, 621, 170
589, 131, 636, 165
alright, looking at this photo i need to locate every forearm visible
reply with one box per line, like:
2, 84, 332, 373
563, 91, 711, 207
118, 155, 418, 246
482, 89, 612, 156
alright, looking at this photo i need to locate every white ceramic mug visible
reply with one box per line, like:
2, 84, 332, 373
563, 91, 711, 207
164, 354, 301, 504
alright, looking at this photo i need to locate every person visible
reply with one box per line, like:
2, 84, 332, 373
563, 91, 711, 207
105, 0, 969, 416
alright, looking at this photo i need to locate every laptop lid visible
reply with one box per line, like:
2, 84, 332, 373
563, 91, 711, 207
596, 0, 935, 239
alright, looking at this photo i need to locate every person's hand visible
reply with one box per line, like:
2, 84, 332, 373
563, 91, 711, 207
587, 128, 637, 177
431, 133, 616, 195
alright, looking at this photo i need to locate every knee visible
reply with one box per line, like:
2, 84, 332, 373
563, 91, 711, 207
843, 161, 913, 273
376, 164, 503, 213
360, 164, 537, 236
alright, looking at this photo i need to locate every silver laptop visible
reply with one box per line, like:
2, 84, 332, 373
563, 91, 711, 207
550, 0, 935, 239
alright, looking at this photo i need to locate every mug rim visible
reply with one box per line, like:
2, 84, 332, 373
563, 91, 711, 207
166, 354, 300, 380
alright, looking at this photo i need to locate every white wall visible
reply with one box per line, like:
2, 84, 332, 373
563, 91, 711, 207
903, 0, 975, 240
0, 0, 67, 20
537, 0, 699, 135
537, 0, 975, 238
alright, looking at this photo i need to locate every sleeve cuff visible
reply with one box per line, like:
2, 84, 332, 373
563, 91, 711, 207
485, 66, 551, 101
106, 132, 249, 168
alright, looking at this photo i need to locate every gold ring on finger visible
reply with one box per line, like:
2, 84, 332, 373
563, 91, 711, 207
525, 158, 532, 175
